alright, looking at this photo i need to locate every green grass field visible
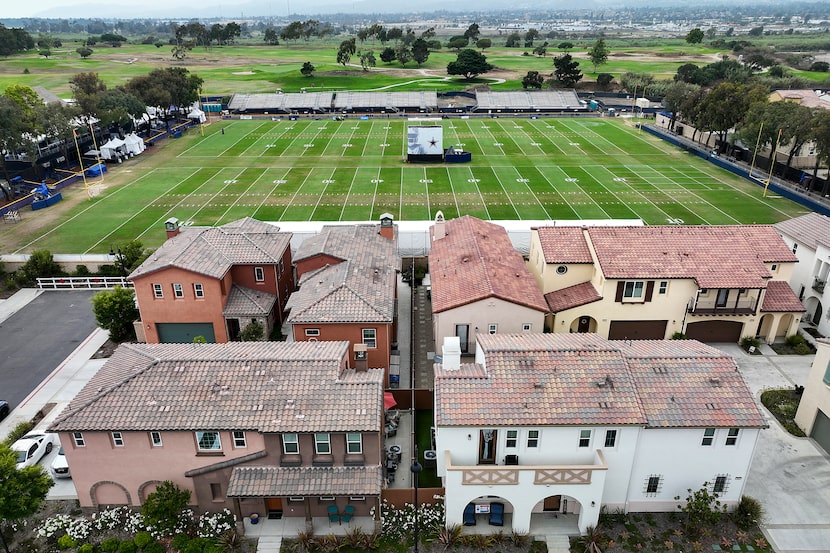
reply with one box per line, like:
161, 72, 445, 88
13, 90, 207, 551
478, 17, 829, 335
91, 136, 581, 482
4, 117, 809, 254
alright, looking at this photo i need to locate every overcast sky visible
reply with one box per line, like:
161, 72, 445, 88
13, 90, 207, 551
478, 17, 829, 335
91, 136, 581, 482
3, 0, 306, 20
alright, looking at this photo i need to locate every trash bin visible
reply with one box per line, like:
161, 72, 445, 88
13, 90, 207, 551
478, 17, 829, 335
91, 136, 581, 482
389, 374, 399, 388
423, 450, 437, 469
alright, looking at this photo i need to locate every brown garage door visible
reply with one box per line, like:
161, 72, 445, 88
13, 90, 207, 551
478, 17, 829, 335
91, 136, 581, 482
686, 320, 743, 342
608, 320, 668, 340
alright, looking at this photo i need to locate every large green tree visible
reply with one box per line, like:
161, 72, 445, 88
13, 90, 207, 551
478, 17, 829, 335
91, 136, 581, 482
738, 101, 816, 170
336, 38, 356, 66
587, 38, 609, 73
123, 67, 202, 122
97, 89, 146, 129
662, 81, 702, 132
411, 38, 429, 67
0, 443, 53, 553
91, 286, 139, 342
447, 48, 493, 80
463, 23, 480, 42
141, 481, 191, 537
695, 82, 767, 152
685, 28, 705, 44
0, 95, 28, 183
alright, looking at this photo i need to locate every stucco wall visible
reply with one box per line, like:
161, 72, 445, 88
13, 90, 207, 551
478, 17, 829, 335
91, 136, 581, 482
795, 341, 830, 435
433, 298, 545, 353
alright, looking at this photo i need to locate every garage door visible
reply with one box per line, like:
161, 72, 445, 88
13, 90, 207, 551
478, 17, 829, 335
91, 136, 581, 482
810, 410, 830, 455
608, 320, 668, 340
156, 323, 216, 343
686, 320, 743, 343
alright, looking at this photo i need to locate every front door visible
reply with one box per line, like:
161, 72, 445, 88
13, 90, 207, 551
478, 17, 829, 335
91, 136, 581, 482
266, 498, 282, 518
456, 324, 470, 353
578, 317, 590, 333
227, 318, 241, 341
479, 429, 497, 464
813, 303, 823, 326
543, 495, 561, 512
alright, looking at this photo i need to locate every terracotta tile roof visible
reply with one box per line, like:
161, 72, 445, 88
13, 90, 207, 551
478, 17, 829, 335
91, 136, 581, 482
761, 281, 805, 313
223, 285, 277, 317
435, 333, 647, 427
429, 216, 547, 314
545, 281, 602, 313
227, 465, 383, 497
770, 89, 830, 109
293, 225, 400, 272
615, 339, 767, 428
587, 226, 796, 289
536, 227, 594, 264
285, 260, 396, 323
50, 341, 384, 434
130, 218, 291, 280
775, 212, 830, 250
435, 333, 764, 429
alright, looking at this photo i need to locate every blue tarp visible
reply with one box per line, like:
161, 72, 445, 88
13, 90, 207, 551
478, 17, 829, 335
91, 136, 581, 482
85, 163, 107, 177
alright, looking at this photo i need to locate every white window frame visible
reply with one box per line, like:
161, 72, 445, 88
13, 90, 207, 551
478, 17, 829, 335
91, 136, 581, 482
623, 281, 645, 300
196, 431, 221, 451
150, 432, 163, 447
193, 283, 204, 298
314, 433, 331, 454
152, 283, 163, 298
305, 328, 321, 337
288, 497, 305, 502
658, 281, 668, 294
362, 328, 377, 349
488, 324, 498, 334
713, 475, 728, 494
646, 475, 661, 495
233, 431, 247, 448
346, 433, 362, 454
505, 429, 518, 448
725, 428, 740, 446
527, 429, 539, 448
604, 429, 617, 448
578, 429, 592, 448
173, 283, 184, 298
702, 428, 716, 446
522, 323, 532, 332
112, 432, 124, 447
254, 266, 265, 282
73, 432, 85, 447
283, 433, 299, 454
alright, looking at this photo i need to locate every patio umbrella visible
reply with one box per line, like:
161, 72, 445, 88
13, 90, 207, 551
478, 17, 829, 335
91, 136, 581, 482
384, 392, 397, 410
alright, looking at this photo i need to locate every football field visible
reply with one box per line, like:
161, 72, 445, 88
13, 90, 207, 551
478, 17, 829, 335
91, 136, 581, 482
8, 118, 809, 253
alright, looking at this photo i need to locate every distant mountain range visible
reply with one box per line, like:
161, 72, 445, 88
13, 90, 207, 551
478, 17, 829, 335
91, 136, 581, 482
18, 0, 798, 20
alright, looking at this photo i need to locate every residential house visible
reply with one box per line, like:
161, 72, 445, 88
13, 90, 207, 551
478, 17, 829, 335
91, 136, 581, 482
285, 219, 399, 383
433, 333, 765, 534
775, 212, 830, 334
129, 218, 293, 343
429, 214, 548, 355
528, 225, 804, 343
794, 338, 830, 455
49, 341, 385, 529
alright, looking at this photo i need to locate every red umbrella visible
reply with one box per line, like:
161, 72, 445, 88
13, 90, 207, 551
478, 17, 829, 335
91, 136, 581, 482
384, 392, 397, 410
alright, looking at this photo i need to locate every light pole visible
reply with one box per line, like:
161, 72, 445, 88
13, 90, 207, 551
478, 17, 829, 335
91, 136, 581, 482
109, 246, 127, 278
410, 445, 423, 553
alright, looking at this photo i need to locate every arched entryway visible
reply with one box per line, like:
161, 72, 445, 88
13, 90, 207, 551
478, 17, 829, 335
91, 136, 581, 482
774, 313, 795, 340
570, 316, 598, 333
459, 496, 515, 531
813, 302, 823, 326
529, 494, 582, 535
756, 314, 774, 342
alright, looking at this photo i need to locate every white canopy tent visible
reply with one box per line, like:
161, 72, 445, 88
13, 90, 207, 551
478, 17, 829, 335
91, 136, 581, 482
188, 109, 206, 123
124, 133, 145, 155
99, 137, 127, 160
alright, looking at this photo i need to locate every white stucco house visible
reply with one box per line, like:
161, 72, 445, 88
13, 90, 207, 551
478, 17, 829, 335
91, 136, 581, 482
794, 338, 830, 455
775, 212, 830, 336
433, 333, 766, 535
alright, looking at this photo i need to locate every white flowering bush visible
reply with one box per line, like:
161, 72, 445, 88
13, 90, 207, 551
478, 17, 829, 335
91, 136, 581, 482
197, 508, 236, 538
377, 497, 445, 542
36, 513, 74, 539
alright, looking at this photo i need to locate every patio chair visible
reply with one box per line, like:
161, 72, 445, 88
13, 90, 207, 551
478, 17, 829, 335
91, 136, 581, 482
341, 505, 355, 523
463, 503, 476, 526
327, 505, 340, 525
489, 503, 504, 526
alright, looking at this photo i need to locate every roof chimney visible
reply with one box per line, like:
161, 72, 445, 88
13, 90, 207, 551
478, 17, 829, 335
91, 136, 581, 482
164, 217, 180, 239
442, 336, 461, 371
354, 343, 368, 372
379, 212, 395, 241
433, 211, 446, 241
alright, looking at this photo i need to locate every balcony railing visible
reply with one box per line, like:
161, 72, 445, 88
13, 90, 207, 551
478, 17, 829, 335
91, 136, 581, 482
813, 279, 826, 294
444, 450, 607, 486
688, 295, 758, 316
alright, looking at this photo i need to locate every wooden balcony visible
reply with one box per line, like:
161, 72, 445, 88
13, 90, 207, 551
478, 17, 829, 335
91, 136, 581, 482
444, 450, 607, 486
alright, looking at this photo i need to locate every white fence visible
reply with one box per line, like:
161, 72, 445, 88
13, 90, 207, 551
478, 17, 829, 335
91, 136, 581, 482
36, 277, 132, 290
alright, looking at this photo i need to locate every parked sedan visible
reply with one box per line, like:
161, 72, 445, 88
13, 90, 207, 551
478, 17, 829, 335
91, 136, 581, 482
11, 433, 54, 469
0, 400, 9, 421
50, 446, 70, 479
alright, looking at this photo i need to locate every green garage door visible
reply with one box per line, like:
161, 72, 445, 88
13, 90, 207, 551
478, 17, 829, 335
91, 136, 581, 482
157, 323, 216, 343
810, 409, 830, 455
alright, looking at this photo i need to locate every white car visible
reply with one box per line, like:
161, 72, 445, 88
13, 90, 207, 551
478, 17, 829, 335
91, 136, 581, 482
50, 446, 70, 479
11, 433, 54, 469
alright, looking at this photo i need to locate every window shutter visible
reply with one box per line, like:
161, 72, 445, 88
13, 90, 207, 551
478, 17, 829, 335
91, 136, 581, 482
645, 281, 655, 302
615, 282, 624, 302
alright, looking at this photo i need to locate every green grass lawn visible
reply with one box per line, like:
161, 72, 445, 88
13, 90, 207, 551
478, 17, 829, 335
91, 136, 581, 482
0, 117, 809, 254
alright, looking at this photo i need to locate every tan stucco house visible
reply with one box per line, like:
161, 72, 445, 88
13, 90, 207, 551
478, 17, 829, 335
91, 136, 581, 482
528, 225, 804, 343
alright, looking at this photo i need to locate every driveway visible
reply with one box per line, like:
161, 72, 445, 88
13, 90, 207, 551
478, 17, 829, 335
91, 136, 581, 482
0, 290, 99, 411
715, 344, 830, 553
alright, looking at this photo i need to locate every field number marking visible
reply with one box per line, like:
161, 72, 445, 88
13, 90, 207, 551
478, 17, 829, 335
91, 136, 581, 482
468, 178, 480, 183
493, 143, 503, 146
304, 144, 314, 147
569, 142, 580, 146
371, 179, 384, 184
224, 180, 238, 184
516, 178, 530, 183
531, 142, 541, 146
419, 179, 433, 184
613, 177, 627, 182
322, 179, 336, 184
343, 143, 353, 147
565, 178, 578, 182
273, 180, 287, 184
